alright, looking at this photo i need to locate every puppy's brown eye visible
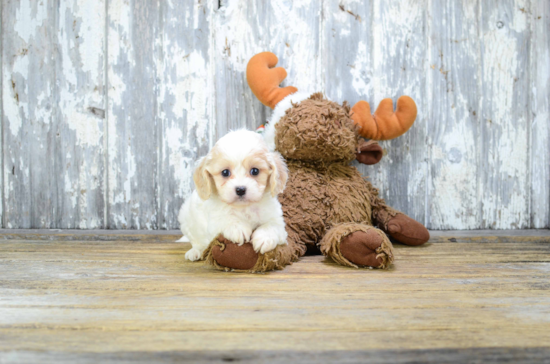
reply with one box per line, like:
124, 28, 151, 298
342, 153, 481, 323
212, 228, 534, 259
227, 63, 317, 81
221, 169, 231, 177
250, 168, 259, 176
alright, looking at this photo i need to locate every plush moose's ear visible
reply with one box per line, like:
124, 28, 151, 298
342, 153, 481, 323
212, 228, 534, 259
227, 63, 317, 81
356, 139, 383, 165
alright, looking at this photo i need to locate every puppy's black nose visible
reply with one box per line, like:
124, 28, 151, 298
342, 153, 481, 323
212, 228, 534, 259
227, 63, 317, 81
235, 187, 246, 196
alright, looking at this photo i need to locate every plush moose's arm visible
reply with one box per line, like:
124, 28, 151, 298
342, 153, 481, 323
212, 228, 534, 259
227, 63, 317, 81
356, 139, 383, 165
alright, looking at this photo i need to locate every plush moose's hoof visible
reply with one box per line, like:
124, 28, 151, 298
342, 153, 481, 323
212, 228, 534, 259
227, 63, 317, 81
320, 224, 394, 269
340, 230, 390, 268
204, 235, 297, 273
210, 236, 259, 270
387, 214, 430, 246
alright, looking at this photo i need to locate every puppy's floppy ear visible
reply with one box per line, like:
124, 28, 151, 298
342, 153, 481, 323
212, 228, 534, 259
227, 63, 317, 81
267, 151, 288, 196
356, 139, 384, 165
193, 156, 214, 200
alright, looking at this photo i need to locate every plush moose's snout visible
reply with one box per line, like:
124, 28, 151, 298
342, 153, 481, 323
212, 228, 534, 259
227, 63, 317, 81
356, 139, 384, 165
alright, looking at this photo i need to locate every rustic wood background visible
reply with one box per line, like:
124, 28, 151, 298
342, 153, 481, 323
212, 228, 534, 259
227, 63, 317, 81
2, 0, 549, 230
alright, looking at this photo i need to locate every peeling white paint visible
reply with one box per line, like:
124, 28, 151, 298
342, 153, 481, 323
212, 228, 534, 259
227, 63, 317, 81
4, 55, 29, 136
214, 2, 258, 73
155, 0, 213, 228
14, 0, 48, 44
217, 0, 321, 90
53, 0, 106, 228
480, 3, 530, 229
1, 0, 548, 229
430, 117, 478, 229
124, 144, 136, 205
350, 42, 370, 97
529, 1, 549, 228
165, 126, 194, 197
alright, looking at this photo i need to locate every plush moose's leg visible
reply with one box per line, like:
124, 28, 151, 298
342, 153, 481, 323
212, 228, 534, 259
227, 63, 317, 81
205, 235, 258, 270
366, 181, 430, 246
373, 208, 430, 246
203, 235, 299, 273
319, 223, 394, 269
387, 213, 430, 246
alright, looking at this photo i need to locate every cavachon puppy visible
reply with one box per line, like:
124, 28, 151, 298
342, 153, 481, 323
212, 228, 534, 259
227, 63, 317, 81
178, 129, 289, 261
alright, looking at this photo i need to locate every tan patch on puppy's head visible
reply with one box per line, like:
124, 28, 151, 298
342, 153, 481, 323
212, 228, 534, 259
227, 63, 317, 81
206, 146, 236, 193
242, 149, 270, 191
195, 129, 288, 204
193, 155, 216, 200
267, 151, 288, 196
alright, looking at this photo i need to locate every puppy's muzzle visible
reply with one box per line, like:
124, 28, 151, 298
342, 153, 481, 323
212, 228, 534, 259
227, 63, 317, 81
235, 186, 246, 196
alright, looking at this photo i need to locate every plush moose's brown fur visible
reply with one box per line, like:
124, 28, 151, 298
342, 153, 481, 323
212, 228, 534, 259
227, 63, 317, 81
204, 93, 429, 272
275, 94, 359, 162
203, 52, 429, 272
203, 235, 300, 273
273, 93, 401, 268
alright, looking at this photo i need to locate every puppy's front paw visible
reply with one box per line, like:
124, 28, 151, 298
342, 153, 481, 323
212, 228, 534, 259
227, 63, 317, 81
185, 248, 202, 261
251, 230, 280, 254
223, 225, 252, 245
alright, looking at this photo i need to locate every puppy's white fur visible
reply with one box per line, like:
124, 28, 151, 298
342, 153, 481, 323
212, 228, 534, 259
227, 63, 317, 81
178, 129, 289, 261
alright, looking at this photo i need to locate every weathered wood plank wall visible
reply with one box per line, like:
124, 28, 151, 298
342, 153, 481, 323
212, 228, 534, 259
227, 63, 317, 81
1, 0, 549, 230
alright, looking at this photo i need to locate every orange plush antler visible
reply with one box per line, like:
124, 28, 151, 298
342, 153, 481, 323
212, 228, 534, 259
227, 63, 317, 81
351, 96, 417, 140
246, 52, 297, 109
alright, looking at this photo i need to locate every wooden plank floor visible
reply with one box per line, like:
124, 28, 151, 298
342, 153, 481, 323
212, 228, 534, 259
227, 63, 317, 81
1, 230, 550, 363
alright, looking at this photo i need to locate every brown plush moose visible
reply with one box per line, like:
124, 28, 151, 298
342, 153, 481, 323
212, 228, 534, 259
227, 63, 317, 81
203, 52, 430, 272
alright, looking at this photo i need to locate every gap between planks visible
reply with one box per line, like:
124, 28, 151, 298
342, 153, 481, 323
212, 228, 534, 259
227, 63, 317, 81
0, 229, 549, 243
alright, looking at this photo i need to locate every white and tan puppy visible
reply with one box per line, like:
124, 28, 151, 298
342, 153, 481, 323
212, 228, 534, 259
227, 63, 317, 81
178, 129, 289, 261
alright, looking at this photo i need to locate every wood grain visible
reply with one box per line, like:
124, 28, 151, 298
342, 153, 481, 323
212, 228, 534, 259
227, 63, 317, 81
2, 348, 549, 364
2, 0, 57, 228
368, 0, 428, 227
0, 233, 549, 362
479, 1, 531, 229
107, 0, 161, 229
55, 0, 106, 228
530, 1, 550, 228
157, 0, 213, 229
1, 0, 549, 229
427, 1, 481, 229
0, 1, 3, 226
212, 0, 322, 140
